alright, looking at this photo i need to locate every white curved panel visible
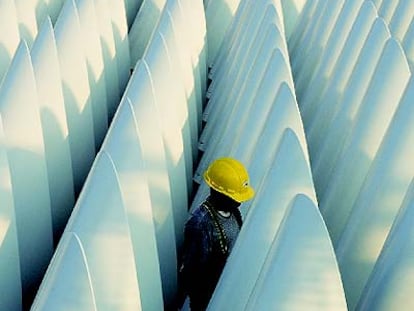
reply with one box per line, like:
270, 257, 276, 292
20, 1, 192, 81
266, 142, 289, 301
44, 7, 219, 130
204, 0, 241, 66
335, 77, 414, 311
312, 17, 389, 200
207, 129, 317, 310
244, 194, 347, 311
144, 31, 192, 194
124, 0, 142, 29
0, 0, 20, 83
30, 233, 97, 311
45, 0, 65, 24
54, 0, 96, 194
94, 0, 121, 119
75, 0, 109, 150
108, 0, 131, 93
298, 0, 362, 118
124, 60, 179, 308
31, 17, 75, 241
129, 0, 166, 66
206, 2, 285, 110
0, 115, 21, 311
294, 0, 346, 97
196, 41, 292, 183
200, 9, 286, 149
177, 0, 207, 104
287, 0, 320, 55
157, 10, 198, 160
0, 41, 53, 302
356, 179, 414, 311
299, 1, 377, 125
207, 0, 252, 80
14, 0, 38, 46
320, 38, 410, 248
67, 151, 142, 310
289, 0, 328, 74
389, 0, 414, 41
402, 18, 414, 69
378, 0, 399, 23
102, 99, 163, 311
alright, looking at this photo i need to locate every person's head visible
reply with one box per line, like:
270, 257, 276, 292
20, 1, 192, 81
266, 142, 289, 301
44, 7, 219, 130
203, 157, 255, 210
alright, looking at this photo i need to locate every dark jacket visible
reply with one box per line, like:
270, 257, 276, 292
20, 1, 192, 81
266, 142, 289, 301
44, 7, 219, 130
178, 200, 242, 311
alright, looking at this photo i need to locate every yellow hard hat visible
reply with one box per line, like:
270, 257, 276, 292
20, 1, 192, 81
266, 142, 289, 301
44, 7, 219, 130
203, 157, 255, 203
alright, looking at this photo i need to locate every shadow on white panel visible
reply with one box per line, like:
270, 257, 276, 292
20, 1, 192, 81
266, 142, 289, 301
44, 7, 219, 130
124, 0, 143, 29
356, 178, 414, 311
302, 2, 385, 154
109, 0, 131, 93
45, 0, 65, 24
0, 41, 53, 304
0, 0, 20, 84
129, 0, 166, 66
378, 0, 399, 23
321, 38, 410, 250
207, 2, 285, 109
205, 0, 241, 66
102, 99, 164, 311
75, 0, 109, 150
94, 0, 121, 119
157, 10, 198, 159
0, 115, 21, 311
294, 0, 346, 98
298, 0, 362, 115
336, 76, 414, 311
207, 129, 317, 310
14, 0, 38, 46
244, 194, 347, 311
66, 151, 142, 310
402, 18, 414, 69
144, 32, 192, 197
31, 17, 75, 242
389, 0, 414, 41
54, 0, 96, 195
30, 233, 97, 311
124, 61, 181, 309
196, 43, 294, 183
312, 17, 389, 200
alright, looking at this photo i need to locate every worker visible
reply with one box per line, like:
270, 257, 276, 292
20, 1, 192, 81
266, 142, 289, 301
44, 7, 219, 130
177, 157, 255, 311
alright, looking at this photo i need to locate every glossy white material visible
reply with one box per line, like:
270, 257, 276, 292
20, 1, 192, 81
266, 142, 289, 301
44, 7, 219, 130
305, 3, 378, 153
321, 38, 410, 247
0, 0, 20, 83
388, 0, 414, 41
124, 0, 143, 29
144, 31, 192, 195
54, 0, 96, 194
94, 0, 120, 119
207, 129, 317, 310
75, 0, 108, 149
298, 0, 362, 121
30, 233, 97, 311
244, 194, 347, 311
65, 151, 142, 310
31, 18, 75, 241
14, 0, 38, 46
356, 179, 414, 311
312, 17, 389, 201
204, 0, 241, 66
124, 61, 178, 308
108, 0, 130, 93
0, 41, 53, 300
0, 116, 21, 311
336, 77, 414, 311
102, 99, 163, 311
129, 0, 166, 66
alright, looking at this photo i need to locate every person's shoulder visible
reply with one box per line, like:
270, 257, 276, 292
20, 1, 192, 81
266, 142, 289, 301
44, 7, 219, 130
186, 203, 211, 229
